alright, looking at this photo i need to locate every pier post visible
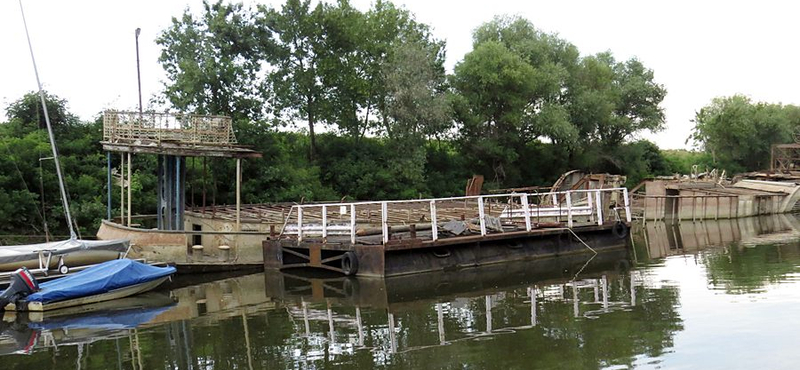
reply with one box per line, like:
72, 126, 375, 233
566, 191, 573, 228
297, 207, 304, 241
321, 205, 327, 240
350, 204, 356, 244
478, 196, 487, 236
595, 190, 603, 226
521, 194, 532, 231
623, 188, 631, 223
381, 202, 389, 244
430, 201, 438, 241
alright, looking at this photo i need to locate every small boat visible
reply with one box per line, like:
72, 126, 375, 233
0, 259, 175, 312
0, 239, 130, 275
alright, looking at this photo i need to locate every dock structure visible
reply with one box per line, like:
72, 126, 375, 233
263, 188, 632, 277
100, 111, 260, 231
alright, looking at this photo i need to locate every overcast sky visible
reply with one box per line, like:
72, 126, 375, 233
2, 0, 798, 149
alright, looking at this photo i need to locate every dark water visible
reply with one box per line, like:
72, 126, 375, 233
4, 214, 800, 369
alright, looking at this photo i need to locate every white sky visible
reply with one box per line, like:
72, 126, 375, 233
2, 0, 799, 149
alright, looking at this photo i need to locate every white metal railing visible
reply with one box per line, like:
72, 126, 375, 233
279, 188, 631, 245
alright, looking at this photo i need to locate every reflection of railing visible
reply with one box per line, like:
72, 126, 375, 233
280, 188, 631, 244
103, 110, 237, 145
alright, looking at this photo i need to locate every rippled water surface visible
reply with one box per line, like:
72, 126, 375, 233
4, 215, 800, 369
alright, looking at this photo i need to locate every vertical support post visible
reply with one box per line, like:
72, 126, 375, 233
566, 191, 573, 228
106, 152, 111, 220
521, 194, 531, 232
623, 188, 631, 223
477, 196, 487, 236
321, 205, 328, 239
236, 158, 242, 231
350, 204, 356, 245
588, 192, 594, 223
297, 207, 304, 242
156, 155, 163, 229
381, 202, 389, 244
175, 156, 181, 229
127, 152, 132, 227
430, 200, 438, 241
595, 190, 603, 226
120, 153, 124, 224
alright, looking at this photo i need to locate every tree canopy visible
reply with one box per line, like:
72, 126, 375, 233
691, 95, 800, 172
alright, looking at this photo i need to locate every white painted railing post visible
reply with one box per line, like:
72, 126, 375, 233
521, 194, 532, 232
430, 200, 438, 241
321, 205, 328, 239
595, 190, 603, 226
350, 204, 356, 245
588, 192, 595, 223
478, 196, 487, 236
297, 207, 304, 241
566, 191, 573, 228
381, 202, 389, 244
623, 188, 632, 223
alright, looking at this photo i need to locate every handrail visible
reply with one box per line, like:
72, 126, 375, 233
282, 188, 631, 244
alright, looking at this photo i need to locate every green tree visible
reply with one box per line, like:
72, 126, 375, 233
691, 95, 796, 172
259, 0, 326, 160
571, 52, 666, 149
157, 0, 267, 122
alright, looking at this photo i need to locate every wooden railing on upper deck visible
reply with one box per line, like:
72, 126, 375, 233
103, 110, 237, 145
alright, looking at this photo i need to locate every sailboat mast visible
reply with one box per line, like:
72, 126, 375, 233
19, 0, 77, 240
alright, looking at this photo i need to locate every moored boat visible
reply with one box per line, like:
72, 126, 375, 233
0, 239, 130, 274
1, 259, 175, 312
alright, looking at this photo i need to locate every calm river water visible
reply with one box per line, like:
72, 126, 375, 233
4, 214, 800, 369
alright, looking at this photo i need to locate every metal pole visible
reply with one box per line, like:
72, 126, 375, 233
127, 152, 132, 226
19, 0, 76, 239
107, 152, 112, 220
120, 153, 125, 224
135, 28, 143, 117
175, 156, 181, 229
236, 158, 241, 231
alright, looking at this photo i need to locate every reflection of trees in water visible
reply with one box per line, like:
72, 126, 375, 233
703, 242, 800, 294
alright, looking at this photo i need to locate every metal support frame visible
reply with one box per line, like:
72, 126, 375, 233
127, 152, 132, 227
106, 152, 111, 220
236, 158, 242, 231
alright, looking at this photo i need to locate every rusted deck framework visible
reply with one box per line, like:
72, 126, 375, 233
264, 188, 632, 277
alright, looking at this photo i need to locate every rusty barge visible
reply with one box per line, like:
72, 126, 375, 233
263, 187, 632, 277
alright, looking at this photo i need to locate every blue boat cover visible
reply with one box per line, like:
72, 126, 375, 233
25, 259, 176, 304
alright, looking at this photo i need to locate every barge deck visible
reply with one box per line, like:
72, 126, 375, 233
264, 187, 632, 277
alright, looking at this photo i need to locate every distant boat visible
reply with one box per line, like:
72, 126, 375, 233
0, 0, 131, 276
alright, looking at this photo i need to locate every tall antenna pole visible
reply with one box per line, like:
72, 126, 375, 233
19, 0, 77, 240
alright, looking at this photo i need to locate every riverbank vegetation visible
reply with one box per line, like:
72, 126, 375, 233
1, 0, 794, 236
